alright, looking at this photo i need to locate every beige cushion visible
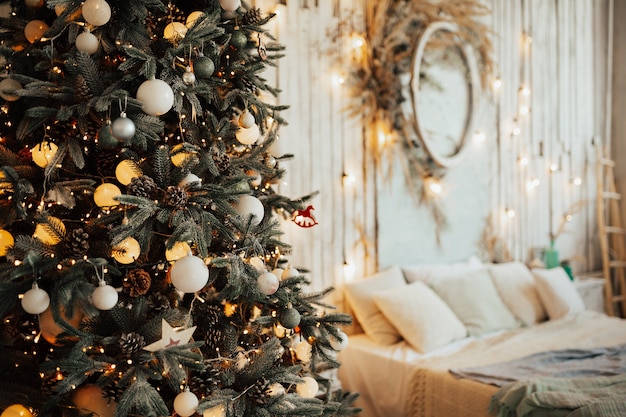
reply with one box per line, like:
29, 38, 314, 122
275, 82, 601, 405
401, 256, 484, 286
430, 269, 520, 336
488, 262, 547, 325
374, 281, 467, 353
532, 267, 585, 320
344, 266, 406, 345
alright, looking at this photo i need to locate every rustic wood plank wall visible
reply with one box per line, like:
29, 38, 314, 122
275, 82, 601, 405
256, 0, 611, 300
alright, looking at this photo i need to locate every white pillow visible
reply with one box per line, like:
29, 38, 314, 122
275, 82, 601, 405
401, 256, 484, 285
488, 262, 547, 325
430, 269, 520, 336
343, 266, 407, 345
373, 281, 467, 353
532, 267, 585, 320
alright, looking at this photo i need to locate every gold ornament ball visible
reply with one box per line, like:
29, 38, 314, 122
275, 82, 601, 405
24, 0, 44, 9
186, 11, 205, 27
24, 20, 48, 43
31, 141, 58, 168
115, 160, 142, 186
164, 22, 187, 41
203, 405, 226, 417
0, 229, 14, 256
38, 305, 83, 345
296, 377, 319, 398
165, 241, 191, 262
0, 404, 33, 417
112, 237, 141, 264
33, 217, 65, 245
94, 183, 121, 207
170, 143, 197, 167
0, 78, 22, 101
71, 384, 116, 417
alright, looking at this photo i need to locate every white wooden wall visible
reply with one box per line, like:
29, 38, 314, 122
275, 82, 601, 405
255, 0, 612, 302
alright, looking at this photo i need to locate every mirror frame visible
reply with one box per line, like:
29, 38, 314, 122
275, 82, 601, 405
409, 21, 481, 167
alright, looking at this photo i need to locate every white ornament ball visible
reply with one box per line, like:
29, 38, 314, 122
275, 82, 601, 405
112, 237, 141, 264
281, 266, 299, 280
94, 183, 121, 207
234, 195, 264, 225
267, 383, 285, 397
249, 256, 265, 273
21, 284, 50, 315
136, 78, 174, 116
296, 377, 319, 398
178, 173, 201, 188
271, 268, 284, 279
330, 330, 349, 351
24, 20, 48, 43
219, 0, 241, 12
0, 78, 22, 101
0, 229, 14, 256
165, 241, 191, 262
256, 272, 279, 295
246, 170, 261, 188
163, 22, 187, 41
115, 159, 141, 186
92, 282, 118, 310
294, 340, 312, 362
203, 405, 226, 417
169, 255, 209, 293
31, 141, 58, 168
82, 0, 112, 26
235, 124, 260, 145
111, 114, 135, 143
186, 11, 205, 27
173, 390, 198, 417
239, 110, 255, 128
76, 30, 99, 54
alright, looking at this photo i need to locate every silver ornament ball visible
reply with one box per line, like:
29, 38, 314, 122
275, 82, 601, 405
111, 114, 136, 143
182, 67, 196, 85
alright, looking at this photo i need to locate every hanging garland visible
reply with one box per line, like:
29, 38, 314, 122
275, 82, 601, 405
342, 0, 494, 241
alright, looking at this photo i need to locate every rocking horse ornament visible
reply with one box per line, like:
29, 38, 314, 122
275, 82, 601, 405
292, 205, 318, 228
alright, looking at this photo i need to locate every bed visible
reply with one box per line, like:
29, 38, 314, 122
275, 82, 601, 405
337, 260, 626, 417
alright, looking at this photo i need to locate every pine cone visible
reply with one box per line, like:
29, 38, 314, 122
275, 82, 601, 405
102, 380, 124, 402
63, 227, 90, 259
123, 268, 152, 297
239, 78, 258, 94
189, 364, 221, 396
94, 151, 118, 177
40, 372, 60, 397
204, 326, 223, 352
249, 377, 271, 405
119, 332, 145, 356
212, 151, 231, 173
127, 175, 157, 199
164, 186, 188, 208
74, 74, 93, 103
147, 293, 170, 311
242, 8, 263, 25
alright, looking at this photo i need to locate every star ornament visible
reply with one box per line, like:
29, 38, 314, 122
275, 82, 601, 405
143, 319, 197, 352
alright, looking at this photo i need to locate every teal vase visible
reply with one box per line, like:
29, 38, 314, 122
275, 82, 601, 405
544, 241, 559, 269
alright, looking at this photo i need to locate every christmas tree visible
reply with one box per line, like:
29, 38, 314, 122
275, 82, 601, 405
0, 0, 358, 416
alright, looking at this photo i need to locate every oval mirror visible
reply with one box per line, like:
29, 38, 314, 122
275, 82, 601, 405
409, 21, 480, 167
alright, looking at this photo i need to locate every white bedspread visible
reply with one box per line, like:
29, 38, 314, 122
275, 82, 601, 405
337, 311, 626, 417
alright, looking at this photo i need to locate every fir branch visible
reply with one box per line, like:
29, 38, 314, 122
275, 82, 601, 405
116, 377, 169, 417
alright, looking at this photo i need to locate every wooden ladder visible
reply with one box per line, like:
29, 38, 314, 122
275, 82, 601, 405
596, 146, 626, 317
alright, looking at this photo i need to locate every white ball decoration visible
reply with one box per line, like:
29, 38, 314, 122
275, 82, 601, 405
0, 229, 14, 256
165, 241, 191, 262
294, 340, 312, 362
93, 183, 121, 207
281, 266, 299, 280
169, 255, 209, 293
234, 195, 264, 225
0, 78, 22, 101
178, 173, 201, 188
75, 29, 99, 54
220, 0, 241, 12
21, 284, 50, 315
249, 256, 265, 273
246, 169, 261, 188
136, 78, 174, 116
24, 19, 48, 43
92, 282, 118, 310
235, 124, 260, 145
111, 113, 135, 143
267, 383, 286, 397
330, 329, 349, 351
239, 109, 255, 128
112, 237, 141, 264
163, 22, 187, 41
82, 0, 112, 27
173, 389, 199, 417
31, 141, 58, 168
115, 159, 141, 186
296, 377, 319, 398
203, 405, 226, 417
256, 272, 279, 295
